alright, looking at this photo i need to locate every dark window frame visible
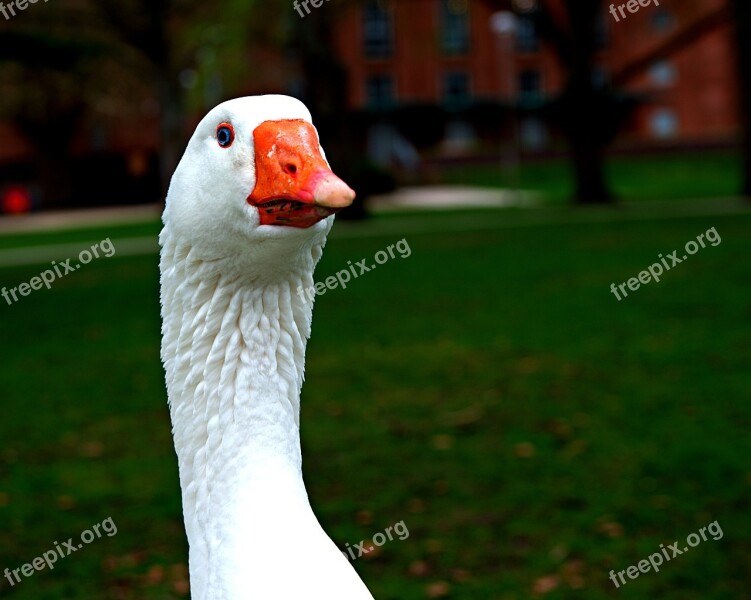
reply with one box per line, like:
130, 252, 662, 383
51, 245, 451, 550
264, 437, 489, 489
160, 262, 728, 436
365, 73, 395, 110
442, 71, 471, 108
363, 0, 394, 59
515, 13, 539, 53
440, 0, 470, 55
518, 69, 543, 103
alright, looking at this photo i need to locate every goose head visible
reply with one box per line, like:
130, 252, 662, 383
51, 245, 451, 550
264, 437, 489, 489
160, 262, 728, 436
163, 95, 355, 275
160, 96, 375, 600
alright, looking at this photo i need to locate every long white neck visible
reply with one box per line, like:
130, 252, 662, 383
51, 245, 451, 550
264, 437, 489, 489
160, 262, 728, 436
159, 232, 374, 600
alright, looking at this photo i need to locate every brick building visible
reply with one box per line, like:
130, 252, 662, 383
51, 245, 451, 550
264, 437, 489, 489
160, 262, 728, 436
0, 0, 740, 210
331, 0, 739, 145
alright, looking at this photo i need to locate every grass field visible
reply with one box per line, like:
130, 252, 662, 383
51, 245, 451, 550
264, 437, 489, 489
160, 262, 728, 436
437, 150, 743, 205
0, 202, 750, 599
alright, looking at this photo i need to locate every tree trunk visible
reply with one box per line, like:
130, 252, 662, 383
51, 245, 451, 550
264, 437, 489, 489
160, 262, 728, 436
561, 0, 614, 205
569, 125, 612, 204
731, 0, 751, 199
17, 104, 82, 207
158, 77, 184, 199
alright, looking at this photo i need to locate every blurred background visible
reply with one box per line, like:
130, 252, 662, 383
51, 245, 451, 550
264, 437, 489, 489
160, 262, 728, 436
0, 0, 749, 210
0, 0, 750, 599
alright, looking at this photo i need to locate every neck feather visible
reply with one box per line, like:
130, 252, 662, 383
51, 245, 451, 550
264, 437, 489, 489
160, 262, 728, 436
160, 234, 316, 597
159, 230, 373, 600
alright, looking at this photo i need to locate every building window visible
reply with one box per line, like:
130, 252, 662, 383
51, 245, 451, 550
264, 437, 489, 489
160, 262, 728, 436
650, 108, 678, 138
518, 69, 542, 103
442, 72, 470, 108
520, 118, 549, 150
366, 74, 395, 110
440, 0, 469, 55
649, 61, 677, 88
651, 9, 675, 33
516, 13, 539, 53
363, 0, 393, 59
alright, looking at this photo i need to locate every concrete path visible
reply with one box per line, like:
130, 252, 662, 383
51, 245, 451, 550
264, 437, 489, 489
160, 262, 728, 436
0, 186, 532, 234
0, 204, 162, 235
368, 186, 539, 211
0, 189, 749, 269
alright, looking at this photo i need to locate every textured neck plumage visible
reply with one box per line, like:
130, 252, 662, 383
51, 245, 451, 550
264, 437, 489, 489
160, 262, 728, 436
160, 231, 318, 599
160, 226, 374, 600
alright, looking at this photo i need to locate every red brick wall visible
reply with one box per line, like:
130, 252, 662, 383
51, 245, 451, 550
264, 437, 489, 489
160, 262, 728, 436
333, 0, 740, 142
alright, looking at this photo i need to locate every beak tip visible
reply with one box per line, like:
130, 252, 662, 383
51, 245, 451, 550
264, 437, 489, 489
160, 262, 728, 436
313, 176, 356, 209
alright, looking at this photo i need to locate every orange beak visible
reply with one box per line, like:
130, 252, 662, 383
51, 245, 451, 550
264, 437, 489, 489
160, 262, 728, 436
247, 119, 356, 228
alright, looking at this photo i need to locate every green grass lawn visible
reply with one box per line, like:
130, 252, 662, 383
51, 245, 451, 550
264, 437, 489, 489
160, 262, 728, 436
438, 150, 743, 205
0, 204, 750, 599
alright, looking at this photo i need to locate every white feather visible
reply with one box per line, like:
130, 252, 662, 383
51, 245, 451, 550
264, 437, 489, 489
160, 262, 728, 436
160, 95, 374, 600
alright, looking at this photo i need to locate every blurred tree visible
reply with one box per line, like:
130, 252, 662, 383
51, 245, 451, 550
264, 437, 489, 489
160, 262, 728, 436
730, 0, 751, 199
96, 0, 184, 195
537, 0, 617, 204
611, 3, 730, 86
492, 0, 620, 205
0, 27, 102, 205
0, 0, 256, 204
96, 0, 258, 193
495, 0, 737, 205
73, 0, 260, 196
609, 1, 747, 198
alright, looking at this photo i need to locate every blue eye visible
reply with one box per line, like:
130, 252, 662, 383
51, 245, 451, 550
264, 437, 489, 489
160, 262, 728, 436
217, 123, 234, 148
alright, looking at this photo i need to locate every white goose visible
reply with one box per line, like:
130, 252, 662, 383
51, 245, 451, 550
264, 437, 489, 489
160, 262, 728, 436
159, 95, 375, 600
